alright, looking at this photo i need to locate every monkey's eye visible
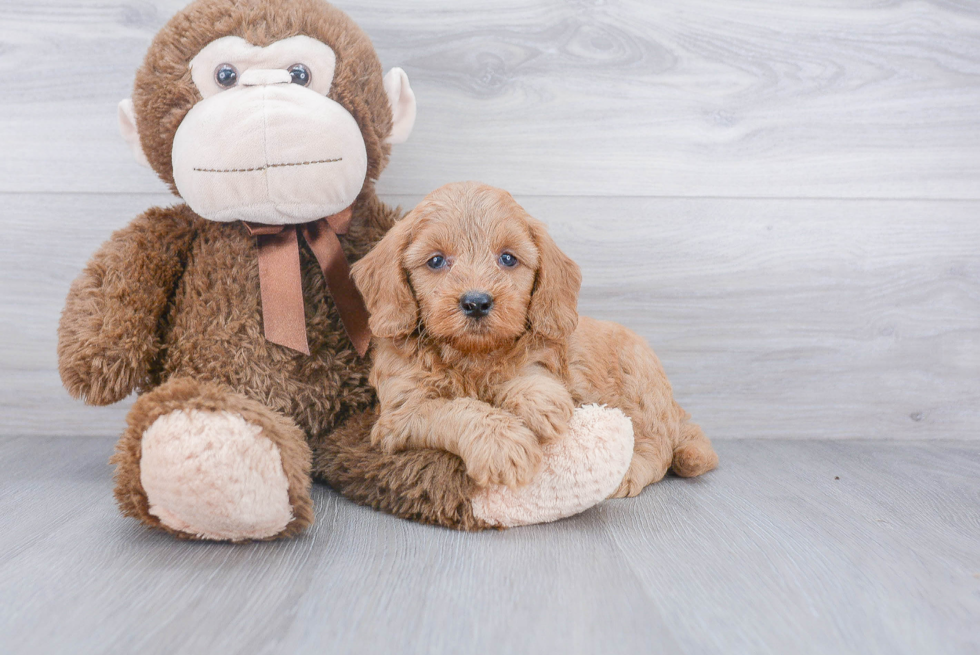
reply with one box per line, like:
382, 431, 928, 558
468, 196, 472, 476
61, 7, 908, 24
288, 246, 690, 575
498, 252, 519, 268
288, 64, 312, 86
214, 64, 238, 88
426, 255, 447, 270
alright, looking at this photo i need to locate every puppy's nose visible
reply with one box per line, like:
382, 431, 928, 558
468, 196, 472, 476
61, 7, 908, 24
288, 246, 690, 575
459, 291, 494, 319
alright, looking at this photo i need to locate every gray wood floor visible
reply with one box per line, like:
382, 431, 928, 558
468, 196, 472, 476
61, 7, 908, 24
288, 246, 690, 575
1, 436, 978, 655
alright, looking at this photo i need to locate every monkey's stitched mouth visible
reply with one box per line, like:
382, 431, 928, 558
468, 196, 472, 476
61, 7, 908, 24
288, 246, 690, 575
193, 158, 343, 173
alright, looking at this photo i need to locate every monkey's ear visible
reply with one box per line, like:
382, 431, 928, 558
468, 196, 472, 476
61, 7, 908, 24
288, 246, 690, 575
117, 99, 151, 168
351, 213, 419, 338
527, 217, 582, 342
382, 68, 416, 145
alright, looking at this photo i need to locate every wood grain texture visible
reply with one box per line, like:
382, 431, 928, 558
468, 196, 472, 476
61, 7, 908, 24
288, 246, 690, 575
0, 436, 977, 654
3, 192, 977, 439
0, 0, 978, 197
2, 4, 977, 653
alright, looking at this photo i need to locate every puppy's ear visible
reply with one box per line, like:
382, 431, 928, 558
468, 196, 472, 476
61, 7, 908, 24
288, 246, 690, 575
527, 217, 582, 341
351, 213, 418, 338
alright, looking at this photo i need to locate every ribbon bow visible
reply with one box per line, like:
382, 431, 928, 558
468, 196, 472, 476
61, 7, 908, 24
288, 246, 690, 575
244, 206, 371, 357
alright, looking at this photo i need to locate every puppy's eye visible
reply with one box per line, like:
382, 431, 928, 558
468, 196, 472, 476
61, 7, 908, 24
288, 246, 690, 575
498, 252, 519, 268
426, 255, 447, 270
288, 64, 311, 86
214, 64, 238, 88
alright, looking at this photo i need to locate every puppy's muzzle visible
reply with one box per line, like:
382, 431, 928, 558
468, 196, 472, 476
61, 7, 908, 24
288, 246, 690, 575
459, 291, 493, 319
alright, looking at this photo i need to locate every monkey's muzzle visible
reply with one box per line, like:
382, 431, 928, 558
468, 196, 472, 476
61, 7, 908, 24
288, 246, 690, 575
172, 74, 368, 226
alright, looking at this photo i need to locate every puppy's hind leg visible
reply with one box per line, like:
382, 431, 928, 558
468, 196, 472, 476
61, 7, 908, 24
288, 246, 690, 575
612, 416, 717, 497
610, 415, 674, 498
671, 420, 718, 478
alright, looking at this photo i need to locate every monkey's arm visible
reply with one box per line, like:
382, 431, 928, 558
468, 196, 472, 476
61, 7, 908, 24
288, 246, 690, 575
58, 205, 199, 405
493, 363, 575, 444
310, 409, 492, 530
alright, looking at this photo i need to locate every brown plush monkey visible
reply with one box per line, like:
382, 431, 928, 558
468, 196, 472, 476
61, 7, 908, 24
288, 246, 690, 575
58, 0, 495, 540
61, 0, 644, 539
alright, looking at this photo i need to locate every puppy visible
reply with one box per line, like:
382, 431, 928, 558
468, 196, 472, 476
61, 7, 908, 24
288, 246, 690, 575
351, 181, 717, 497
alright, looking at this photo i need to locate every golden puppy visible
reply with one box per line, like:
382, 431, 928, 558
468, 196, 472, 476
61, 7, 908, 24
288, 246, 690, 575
351, 182, 717, 496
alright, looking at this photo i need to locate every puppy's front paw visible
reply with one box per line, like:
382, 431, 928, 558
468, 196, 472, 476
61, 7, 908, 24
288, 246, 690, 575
524, 395, 574, 444
501, 391, 574, 445
463, 419, 542, 489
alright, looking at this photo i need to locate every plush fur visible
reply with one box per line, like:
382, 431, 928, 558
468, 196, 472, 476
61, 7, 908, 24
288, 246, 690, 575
140, 408, 294, 540
470, 404, 635, 528
309, 408, 491, 531
132, 0, 394, 193
351, 182, 718, 498
59, 0, 480, 539
112, 377, 314, 540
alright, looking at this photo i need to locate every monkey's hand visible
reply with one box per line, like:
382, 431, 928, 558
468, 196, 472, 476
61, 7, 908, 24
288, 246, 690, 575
58, 207, 198, 405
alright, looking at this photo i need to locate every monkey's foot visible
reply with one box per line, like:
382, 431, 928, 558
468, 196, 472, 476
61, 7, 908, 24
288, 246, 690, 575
470, 404, 633, 528
139, 409, 296, 541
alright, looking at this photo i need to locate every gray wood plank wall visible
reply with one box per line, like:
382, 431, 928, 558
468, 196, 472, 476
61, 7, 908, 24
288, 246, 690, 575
1, 0, 978, 439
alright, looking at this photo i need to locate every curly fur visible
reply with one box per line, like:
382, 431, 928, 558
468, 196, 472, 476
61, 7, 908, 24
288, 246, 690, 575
309, 408, 490, 531
352, 182, 719, 496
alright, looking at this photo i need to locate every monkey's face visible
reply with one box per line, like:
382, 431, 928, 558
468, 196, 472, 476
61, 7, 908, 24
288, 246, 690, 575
171, 36, 367, 224
118, 0, 417, 226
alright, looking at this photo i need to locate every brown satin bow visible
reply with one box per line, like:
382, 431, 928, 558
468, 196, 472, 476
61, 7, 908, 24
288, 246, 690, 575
243, 206, 370, 357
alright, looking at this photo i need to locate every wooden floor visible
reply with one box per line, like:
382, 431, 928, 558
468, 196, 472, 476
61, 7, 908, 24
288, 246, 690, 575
1, 436, 977, 655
